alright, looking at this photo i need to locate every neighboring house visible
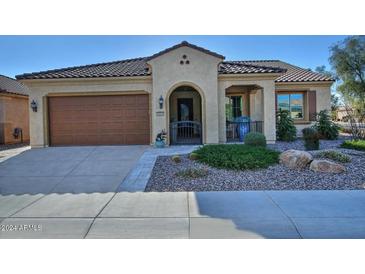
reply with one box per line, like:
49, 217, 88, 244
336, 106, 352, 122
0, 75, 30, 145
16, 41, 333, 147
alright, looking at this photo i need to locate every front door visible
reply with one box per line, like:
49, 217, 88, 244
177, 98, 194, 121
170, 97, 201, 145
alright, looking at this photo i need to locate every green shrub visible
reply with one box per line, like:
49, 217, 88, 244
302, 127, 320, 150
341, 140, 365, 151
243, 132, 266, 147
312, 110, 340, 140
189, 152, 199, 160
276, 109, 297, 141
171, 155, 181, 163
316, 150, 351, 163
175, 168, 208, 178
193, 144, 279, 170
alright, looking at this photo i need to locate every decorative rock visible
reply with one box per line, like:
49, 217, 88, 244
279, 149, 313, 169
309, 159, 346, 173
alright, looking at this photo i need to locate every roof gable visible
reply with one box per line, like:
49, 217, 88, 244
147, 41, 225, 61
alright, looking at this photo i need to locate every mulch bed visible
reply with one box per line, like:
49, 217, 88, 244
145, 141, 365, 192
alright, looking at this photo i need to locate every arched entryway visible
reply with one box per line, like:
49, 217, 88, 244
168, 86, 202, 145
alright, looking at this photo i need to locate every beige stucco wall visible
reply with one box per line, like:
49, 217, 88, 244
20, 77, 152, 147
249, 89, 264, 121
148, 46, 222, 144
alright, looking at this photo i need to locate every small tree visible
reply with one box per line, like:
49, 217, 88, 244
312, 110, 340, 140
276, 109, 297, 141
344, 104, 365, 140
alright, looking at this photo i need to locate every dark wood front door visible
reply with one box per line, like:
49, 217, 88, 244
177, 98, 193, 121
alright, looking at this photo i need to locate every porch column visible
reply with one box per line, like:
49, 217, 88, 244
205, 90, 220, 144
218, 85, 227, 143
262, 82, 276, 143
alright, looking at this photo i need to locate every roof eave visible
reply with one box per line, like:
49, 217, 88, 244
18, 75, 153, 84
275, 80, 335, 86
218, 72, 284, 79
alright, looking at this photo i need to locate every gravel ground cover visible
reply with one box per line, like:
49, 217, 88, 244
146, 139, 365, 192
267, 138, 346, 152
0, 142, 29, 152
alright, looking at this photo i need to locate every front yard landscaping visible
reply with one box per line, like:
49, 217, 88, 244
145, 137, 365, 192
193, 144, 279, 170
341, 140, 365, 151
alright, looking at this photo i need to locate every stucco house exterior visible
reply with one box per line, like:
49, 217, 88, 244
16, 41, 333, 148
0, 75, 30, 144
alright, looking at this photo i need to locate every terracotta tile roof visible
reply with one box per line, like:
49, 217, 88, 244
218, 61, 286, 74
228, 60, 334, 82
15, 42, 334, 83
16, 57, 150, 80
0, 75, 29, 96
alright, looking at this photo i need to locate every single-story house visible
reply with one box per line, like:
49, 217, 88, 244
0, 75, 30, 144
16, 41, 333, 147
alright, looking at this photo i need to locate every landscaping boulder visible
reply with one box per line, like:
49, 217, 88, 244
309, 159, 346, 173
279, 149, 313, 169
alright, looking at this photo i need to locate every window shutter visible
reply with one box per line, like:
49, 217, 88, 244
275, 92, 278, 112
308, 90, 317, 121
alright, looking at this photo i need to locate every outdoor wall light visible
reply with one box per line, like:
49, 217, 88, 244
159, 95, 164, 109
30, 100, 38, 112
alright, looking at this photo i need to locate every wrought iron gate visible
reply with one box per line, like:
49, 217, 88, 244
170, 121, 202, 145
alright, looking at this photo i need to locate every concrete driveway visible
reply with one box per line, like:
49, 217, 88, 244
0, 145, 148, 238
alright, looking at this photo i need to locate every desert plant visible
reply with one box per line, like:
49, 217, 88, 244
189, 152, 199, 160
175, 168, 208, 179
302, 127, 320, 150
193, 144, 279, 170
316, 150, 351, 163
243, 132, 266, 147
341, 140, 365, 151
171, 155, 181, 163
312, 110, 339, 140
276, 109, 297, 141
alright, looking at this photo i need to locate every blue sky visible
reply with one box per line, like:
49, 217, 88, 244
0, 35, 348, 78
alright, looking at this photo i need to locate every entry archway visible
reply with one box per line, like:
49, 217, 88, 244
168, 85, 202, 145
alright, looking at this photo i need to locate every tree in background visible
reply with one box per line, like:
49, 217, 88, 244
329, 36, 365, 139
329, 36, 365, 118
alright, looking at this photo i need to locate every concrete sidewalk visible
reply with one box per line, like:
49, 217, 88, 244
1, 190, 365, 239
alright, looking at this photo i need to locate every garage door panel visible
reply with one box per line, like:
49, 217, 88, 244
73, 134, 100, 145
49, 94, 150, 145
125, 134, 150, 145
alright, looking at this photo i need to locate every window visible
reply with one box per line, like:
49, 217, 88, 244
225, 96, 242, 121
277, 93, 304, 119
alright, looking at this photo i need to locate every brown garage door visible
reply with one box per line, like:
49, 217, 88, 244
48, 94, 150, 145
